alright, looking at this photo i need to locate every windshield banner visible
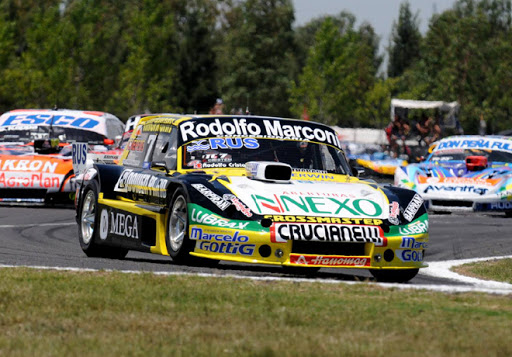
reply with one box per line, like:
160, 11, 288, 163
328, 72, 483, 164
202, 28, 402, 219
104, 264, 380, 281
178, 117, 341, 148
435, 136, 512, 153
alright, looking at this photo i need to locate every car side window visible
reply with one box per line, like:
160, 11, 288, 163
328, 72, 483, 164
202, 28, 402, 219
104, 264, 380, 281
152, 129, 177, 170
123, 124, 158, 168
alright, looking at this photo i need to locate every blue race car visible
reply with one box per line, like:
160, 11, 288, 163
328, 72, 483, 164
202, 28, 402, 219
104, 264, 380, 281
395, 135, 512, 216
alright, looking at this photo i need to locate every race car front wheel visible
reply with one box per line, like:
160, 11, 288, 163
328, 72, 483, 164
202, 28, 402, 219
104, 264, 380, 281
166, 189, 195, 263
166, 188, 218, 267
370, 268, 419, 283
78, 181, 128, 259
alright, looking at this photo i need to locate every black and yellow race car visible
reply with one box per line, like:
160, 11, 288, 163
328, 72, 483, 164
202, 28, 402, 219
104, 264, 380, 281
74, 114, 428, 282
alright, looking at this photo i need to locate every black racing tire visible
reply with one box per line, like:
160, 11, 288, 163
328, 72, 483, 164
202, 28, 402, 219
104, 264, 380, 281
370, 268, 419, 283
165, 188, 219, 267
505, 210, 512, 218
78, 181, 128, 259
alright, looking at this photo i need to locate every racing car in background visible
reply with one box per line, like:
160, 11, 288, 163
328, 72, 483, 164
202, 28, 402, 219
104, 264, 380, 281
75, 114, 429, 282
395, 135, 512, 216
0, 108, 124, 205
87, 113, 143, 165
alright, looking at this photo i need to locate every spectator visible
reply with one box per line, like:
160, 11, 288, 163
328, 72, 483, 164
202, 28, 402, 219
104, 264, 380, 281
425, 116, 442, 145
417, 115, 442, 146
385, 115, 406, 157
479, 114, 487, 136
416, 114, 430, 145
209, 98, 224, 114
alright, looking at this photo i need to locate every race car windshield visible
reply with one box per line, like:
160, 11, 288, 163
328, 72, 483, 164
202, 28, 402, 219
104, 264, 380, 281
183, 138, 351, 174
431, 149, 512, 163
0, 125, 106, 144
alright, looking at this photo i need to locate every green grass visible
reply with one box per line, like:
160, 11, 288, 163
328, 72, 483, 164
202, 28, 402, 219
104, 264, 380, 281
0, 268, 511, 356
453, 258, 512, 284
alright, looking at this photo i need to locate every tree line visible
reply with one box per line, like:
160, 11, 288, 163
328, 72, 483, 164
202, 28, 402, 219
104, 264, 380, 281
0, 0, 510, 134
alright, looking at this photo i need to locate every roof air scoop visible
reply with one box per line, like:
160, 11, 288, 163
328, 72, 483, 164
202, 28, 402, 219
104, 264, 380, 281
245, 161, 292, 183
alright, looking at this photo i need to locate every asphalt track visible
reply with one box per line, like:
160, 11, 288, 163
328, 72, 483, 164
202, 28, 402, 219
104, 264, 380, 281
1, 205, 511, 294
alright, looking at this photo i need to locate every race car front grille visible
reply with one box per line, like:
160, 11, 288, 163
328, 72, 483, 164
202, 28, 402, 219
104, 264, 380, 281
431, 200, 473, 208
291, 241, 366, 256
0, 188, 47, 199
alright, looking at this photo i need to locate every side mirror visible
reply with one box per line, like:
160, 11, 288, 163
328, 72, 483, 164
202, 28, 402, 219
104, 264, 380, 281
151, 161, 169, 173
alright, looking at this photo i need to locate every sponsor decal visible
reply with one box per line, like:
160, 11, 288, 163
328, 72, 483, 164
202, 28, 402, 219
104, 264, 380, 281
270, 222, 385, 245
418, 176, 499, 187
436, 138, 512, 152
99, 208, 139, 240
191, 184, 230, 210
0, 159, 58, 173
190, 227, 249, 242
0, 172, 60, 188
293, 168, 327, 174
223, 194, 253, 217
291, 172, 336, 180
0, 113, 100, 129
190, 209, 250, 230
126, 140, 145, 152
265, 215, 383, 225
186, 140, 211, 152
251, 193, 383, 217
142, 123, 173, 133
114, 169, 168, 198
290, 254, 370, 267
187, 138, 259, 152
201, 153, 232, 163
388, 201, 400, 225
396, 249, 424, 262
400, 236, 428, 249
424, 185, 488, 195
201, 162, 227, 168
403, 194, 424, 222
498, 190, 512, 199
179, 118, 340, 148
490, 201, 512, 210
198, 241, 255, 256
72, 142, 88, 175
271, 190, 356, 198
398, 220, 429, 235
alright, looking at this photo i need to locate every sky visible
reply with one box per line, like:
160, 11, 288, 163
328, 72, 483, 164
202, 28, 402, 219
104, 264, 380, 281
292, 0, 458, 68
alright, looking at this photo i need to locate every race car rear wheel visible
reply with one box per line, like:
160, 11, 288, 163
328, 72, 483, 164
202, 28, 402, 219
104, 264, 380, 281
166, 188, 218, 267
370, 268, 419, 283
78, 181, 128, 259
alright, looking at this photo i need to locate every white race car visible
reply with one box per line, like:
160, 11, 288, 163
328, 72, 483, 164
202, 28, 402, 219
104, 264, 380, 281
0, 108, 124, 205
395, 135, 512, 216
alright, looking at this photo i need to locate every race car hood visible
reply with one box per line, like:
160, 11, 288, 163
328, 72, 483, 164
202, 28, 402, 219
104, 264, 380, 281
222, 176, 389, 219
0, 154, 73, 191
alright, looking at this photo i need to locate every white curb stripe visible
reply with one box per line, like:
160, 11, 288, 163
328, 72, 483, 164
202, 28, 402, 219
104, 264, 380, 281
1, 256, 511, 295
420, 255, 512, 292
